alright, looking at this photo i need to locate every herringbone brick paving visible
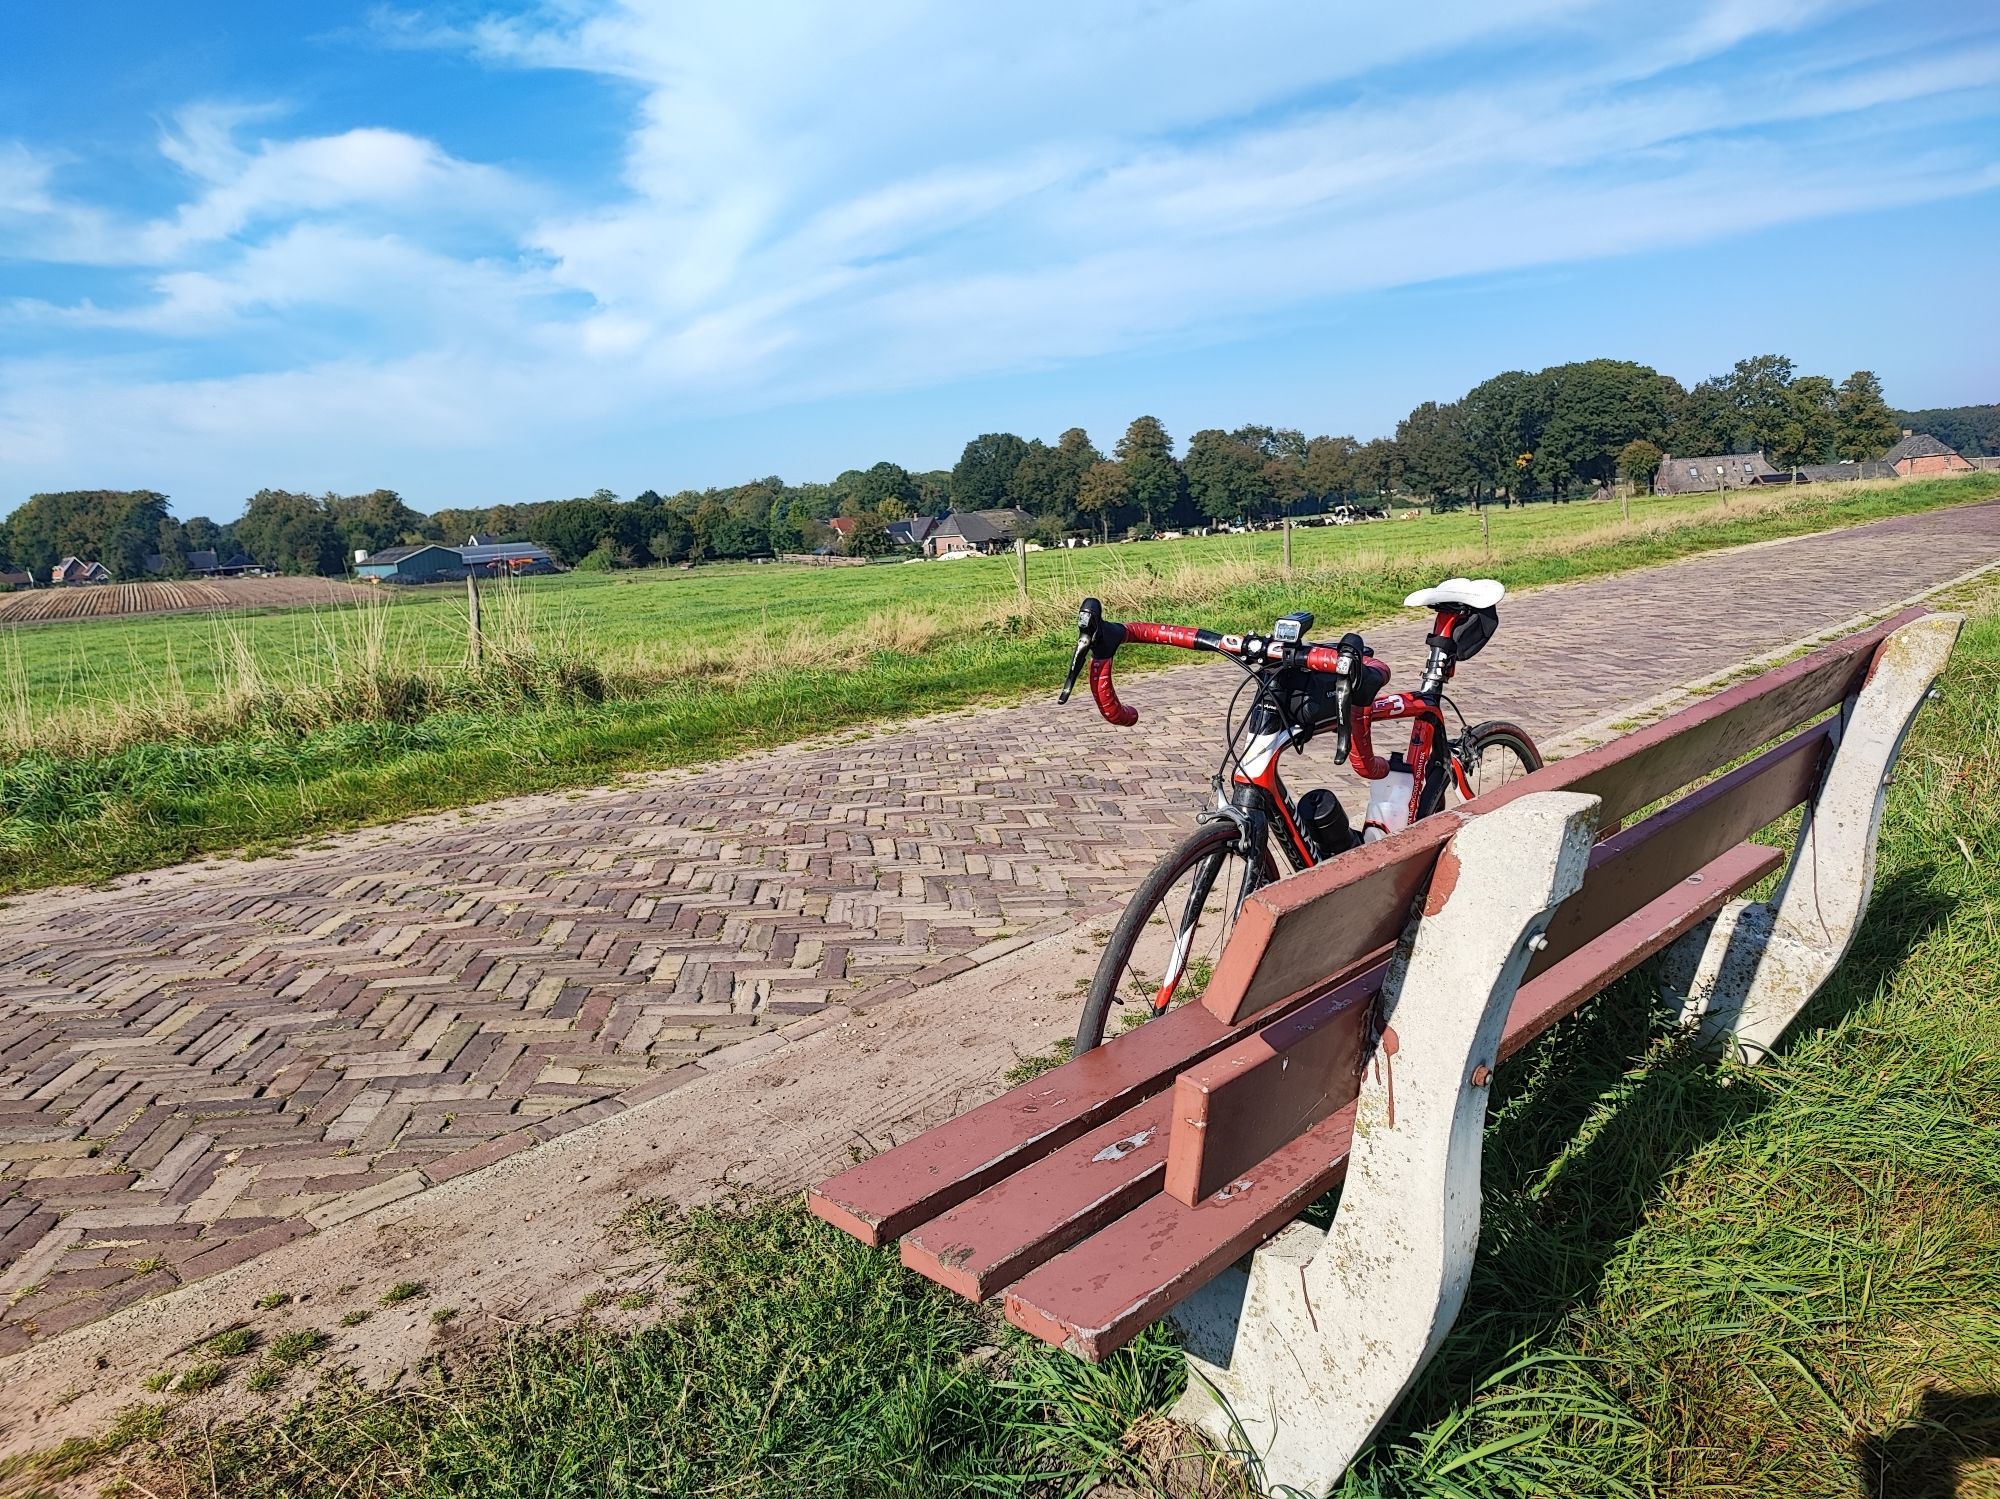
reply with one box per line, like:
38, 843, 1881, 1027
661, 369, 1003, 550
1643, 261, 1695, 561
0, 501, 1993, 1350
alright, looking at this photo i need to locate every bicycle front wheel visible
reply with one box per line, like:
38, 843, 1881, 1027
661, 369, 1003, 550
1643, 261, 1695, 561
1076, 821, 1268, 1053
1419, 720, 1543, 817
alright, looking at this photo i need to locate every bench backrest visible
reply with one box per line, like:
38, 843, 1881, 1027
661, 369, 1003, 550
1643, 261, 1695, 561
1200, 606, 1915, 1026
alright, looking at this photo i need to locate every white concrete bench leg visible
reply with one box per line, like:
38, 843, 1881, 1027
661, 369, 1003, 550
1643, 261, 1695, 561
1666, 613, 1962, 1062
1171, 791, 1601, 1495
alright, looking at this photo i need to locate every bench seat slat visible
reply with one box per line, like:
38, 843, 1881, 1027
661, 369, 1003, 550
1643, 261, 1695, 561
1199, 608, 1915, 1026
1003, 838, 1783, 1359
895, 958, 1386, 1298
899, 1093, 1172, 1299
1165, 718, 1832, 1204
806, 958, 1371, 1245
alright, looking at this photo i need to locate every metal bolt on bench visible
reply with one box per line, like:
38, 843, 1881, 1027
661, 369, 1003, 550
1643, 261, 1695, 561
810, 608, 1962, 1496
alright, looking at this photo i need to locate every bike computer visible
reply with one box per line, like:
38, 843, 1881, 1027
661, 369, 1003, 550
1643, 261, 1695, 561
1272, 611, 1313, 644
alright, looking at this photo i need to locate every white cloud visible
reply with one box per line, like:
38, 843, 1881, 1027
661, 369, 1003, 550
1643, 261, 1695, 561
1, 0, 1996, 500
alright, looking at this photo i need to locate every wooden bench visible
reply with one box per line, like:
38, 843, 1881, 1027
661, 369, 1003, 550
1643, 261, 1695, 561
809, 608, 1961, 1492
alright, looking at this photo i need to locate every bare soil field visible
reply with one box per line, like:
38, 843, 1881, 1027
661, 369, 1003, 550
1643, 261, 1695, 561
0, 575, 371, 624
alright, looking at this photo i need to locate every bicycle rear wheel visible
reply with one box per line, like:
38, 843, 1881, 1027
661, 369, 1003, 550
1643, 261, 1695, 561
1076, 821, 1269, 1053
1418, 719, 1543, 817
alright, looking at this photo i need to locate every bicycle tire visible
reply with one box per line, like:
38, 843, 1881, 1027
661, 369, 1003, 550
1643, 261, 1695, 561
1417, 719, 1543, 818
1076, 821, 1269, 1053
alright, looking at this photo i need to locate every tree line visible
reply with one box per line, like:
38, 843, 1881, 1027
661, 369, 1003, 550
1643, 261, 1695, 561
0, 354, 1969, 581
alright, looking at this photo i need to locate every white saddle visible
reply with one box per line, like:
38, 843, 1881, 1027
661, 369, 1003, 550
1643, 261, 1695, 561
1404, 577, 1504, 611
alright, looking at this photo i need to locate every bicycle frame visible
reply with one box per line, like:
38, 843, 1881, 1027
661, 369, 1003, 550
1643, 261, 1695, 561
1226, 634, 1468, 874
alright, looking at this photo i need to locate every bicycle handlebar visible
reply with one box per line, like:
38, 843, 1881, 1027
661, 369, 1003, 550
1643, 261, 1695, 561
1059, 597, 1386, 730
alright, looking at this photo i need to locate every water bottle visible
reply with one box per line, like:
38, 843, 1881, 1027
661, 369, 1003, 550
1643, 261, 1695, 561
1362, 753, 1415, 843
1296, 788, 1353, 859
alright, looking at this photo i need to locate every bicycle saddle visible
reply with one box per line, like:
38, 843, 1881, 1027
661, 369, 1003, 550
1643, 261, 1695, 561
1404, 577, 1504, 610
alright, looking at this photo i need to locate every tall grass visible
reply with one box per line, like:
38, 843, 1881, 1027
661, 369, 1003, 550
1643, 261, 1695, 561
29, 581, 2000, 1498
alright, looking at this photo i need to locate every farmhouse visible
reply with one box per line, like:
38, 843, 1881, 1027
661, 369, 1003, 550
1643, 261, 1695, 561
1659, 428, 1982, 494
925, 507, 1034, 557
1654, 452, 1775, 494
825, 516, 858, 541
0, 568, 31, 589
144, 548, 261, 576
354, 539, 558, 584
888, 515, 937, 549
1881, 430, 1977, 476
51, 557, 112, 585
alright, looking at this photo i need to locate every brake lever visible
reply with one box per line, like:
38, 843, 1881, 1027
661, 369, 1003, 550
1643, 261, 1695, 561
1058, 634, 1090, 704
1330, 631, 1364, 765
1057, 596, 1105, 705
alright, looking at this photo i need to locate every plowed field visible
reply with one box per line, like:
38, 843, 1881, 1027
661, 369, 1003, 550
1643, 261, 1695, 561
0, 576, 370, 623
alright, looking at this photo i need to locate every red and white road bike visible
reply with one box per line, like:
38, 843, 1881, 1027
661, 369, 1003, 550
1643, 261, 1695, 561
1058, 578, 1541, 1051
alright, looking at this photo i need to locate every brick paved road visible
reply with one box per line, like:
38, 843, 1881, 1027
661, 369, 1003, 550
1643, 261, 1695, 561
1, 501, 1994, 1349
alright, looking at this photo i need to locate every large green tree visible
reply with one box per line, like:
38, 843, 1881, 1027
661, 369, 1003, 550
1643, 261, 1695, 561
1462, 371, 1547, 502
4, 490, 173, 579
1074, 460, 1129, 542
1114, 415, 1184, 531
1535, 359, 1678, 494
329, 489, 424, 558
1302, 435, 1360, 503
1396, 401, 1477, 505
234, 490, 345, 576
1836, 372, 1901, 460
950, 433, 1029, 512
1184, 429, 1271, 523
1770, 375, 1839, 469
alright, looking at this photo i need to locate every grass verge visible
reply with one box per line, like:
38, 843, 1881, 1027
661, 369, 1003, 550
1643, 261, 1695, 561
2, 474, 1996, 894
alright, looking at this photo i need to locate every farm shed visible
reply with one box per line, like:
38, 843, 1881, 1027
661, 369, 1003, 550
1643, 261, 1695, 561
354, 544, 464, 584
459, 541, 557, 577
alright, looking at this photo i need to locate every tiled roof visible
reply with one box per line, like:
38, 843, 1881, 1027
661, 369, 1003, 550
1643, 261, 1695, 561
1881, 432, 1960, 463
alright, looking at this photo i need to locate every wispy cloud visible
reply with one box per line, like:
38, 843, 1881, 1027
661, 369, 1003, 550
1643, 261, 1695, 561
0, 0, 1996, 501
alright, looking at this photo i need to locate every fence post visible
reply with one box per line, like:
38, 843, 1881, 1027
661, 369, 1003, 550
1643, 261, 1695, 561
466, 572, 483, 665
1480, 505, 1490, 557
1283, 516, 1293, 577
1014, 537, 1030, 615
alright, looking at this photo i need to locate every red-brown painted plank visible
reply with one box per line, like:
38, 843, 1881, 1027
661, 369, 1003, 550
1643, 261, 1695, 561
900, 1092, 1172, 1299
806, 955, 1367, 1245
1166, 722, 1830, 1204
1005, 839, 1784, 1359
1500, 840, 1783, 1056
1161, 961, 1380, 1206
1198, 610, 1917, 1026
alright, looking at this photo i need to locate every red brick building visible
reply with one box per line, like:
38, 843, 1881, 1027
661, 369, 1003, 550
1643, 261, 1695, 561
1881, 431, 1976, 477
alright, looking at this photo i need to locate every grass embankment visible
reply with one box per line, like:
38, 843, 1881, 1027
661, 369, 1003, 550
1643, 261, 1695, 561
24, 584, 2000, 1497
3, 473, 1995, 894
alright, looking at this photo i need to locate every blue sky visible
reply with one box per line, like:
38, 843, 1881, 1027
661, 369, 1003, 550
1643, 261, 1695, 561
1, 0, 1996, 520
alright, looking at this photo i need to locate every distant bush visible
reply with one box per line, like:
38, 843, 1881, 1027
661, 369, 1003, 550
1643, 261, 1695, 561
574, 545, 619, 573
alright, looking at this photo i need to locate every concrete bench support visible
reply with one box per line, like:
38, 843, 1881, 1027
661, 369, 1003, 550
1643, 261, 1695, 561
1667, 613, 1962, 1061
1170, 791, 1601, 1493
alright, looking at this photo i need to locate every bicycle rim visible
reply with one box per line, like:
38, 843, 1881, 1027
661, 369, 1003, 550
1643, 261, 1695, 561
1076, 822, 1260, 1052
1422, 720, 1543, 815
